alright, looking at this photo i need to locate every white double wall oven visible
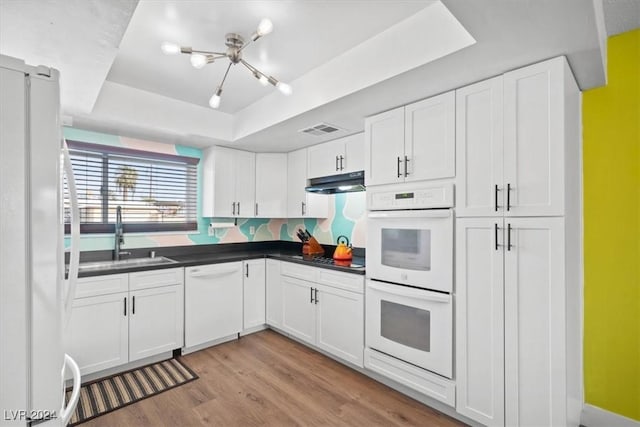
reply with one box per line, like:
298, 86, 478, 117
365, 183, 454, 380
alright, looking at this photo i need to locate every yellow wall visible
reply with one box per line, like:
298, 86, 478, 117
583, 28, 640, 420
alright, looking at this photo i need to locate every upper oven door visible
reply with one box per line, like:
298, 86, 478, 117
366, 209, 453, 293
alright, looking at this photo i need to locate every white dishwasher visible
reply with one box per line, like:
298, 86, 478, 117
184, 262, 243, 350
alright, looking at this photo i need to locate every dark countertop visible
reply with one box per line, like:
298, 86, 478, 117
73, 241, 366, 278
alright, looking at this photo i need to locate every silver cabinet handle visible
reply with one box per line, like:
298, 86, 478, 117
310, 287, 314, 303
123, 297, 127, 316
404, 155, 410, 177
494, 184, 500, 212
232, 202, 236, 216
237, 202, 240, 216
255, 202, 258, 216
495, 223, 500, 251
132, 296, 135, 314
301, 201, 306, 216
397, 156, 402, 178
506, 183, 512, 211
507, 223, 513, 251
335, 155, 339, 171
339, 155, 344, 171
245, 263, 249, 277
314, 288, 319, 304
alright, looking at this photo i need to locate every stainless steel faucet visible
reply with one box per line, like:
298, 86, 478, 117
114, 206, 131, 261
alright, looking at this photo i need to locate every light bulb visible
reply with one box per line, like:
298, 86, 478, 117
259, 75, 269, 86
256, 18, 273, 36
190, 53, 207, 69
209, 87, 222, 109
276, 81, 292, 95
161, 41, 181, 55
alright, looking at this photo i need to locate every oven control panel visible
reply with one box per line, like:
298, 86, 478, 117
368, 182, 454, 210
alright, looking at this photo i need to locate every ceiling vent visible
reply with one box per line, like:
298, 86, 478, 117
299, 122, 346, 137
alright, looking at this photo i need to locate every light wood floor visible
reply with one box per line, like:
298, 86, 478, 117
83, 330, 465, 426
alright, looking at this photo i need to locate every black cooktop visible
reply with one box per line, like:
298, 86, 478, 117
286, 255, 365, 270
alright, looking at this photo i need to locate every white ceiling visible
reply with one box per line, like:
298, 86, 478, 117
1, 0, 637, 153
0, 0, 137, 115
107, 0, 434, 113
603, 0, 640, 36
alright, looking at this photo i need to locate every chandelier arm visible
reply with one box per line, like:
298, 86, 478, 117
218, 61, 234, 89
240, 59, 267, 78
187, 49, 227, 56
237, 39, 254, 54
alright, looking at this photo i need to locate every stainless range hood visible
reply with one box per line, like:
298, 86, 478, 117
305, 170, 365, 194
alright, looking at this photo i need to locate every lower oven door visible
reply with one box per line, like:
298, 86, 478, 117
366, 279, 452, 378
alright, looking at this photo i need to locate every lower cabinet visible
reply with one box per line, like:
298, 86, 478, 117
184, 262, 243, 348
128, 285, 184, 362
315, 283, 364, 367
67, 292, 128, 375
67, 268, 184, 377
265, 259, 283, 327
279, 263, 364, 367
281, 276, 316, 344
243, 259, 266, 331
456, 217, 578, 427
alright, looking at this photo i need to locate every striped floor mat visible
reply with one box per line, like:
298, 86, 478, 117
65, 358, 198, 426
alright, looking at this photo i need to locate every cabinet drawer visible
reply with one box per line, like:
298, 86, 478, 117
129, 267, 184, 291
281, 262, 318, 282
317, 269, 364, 294
75, 273, 128, 298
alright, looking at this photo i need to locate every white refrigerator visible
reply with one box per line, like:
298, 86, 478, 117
0, 55, 81, 426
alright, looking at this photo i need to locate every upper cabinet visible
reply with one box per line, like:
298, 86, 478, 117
307, 133, 365, 178
255, 153, 287, 218
365, 91, 455, 186
456, 57, 578, 217
287, 148, 328, 218
202, 146, 255, 218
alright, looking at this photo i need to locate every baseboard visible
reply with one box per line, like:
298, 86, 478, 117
581, 404, 640, 427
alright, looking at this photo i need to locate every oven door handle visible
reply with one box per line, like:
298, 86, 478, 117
367, 209, 451, 219
368, 281, 451, 303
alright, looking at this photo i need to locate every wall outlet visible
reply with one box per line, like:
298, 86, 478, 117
249, 226, 255, 235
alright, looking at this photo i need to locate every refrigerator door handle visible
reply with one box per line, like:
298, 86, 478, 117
60, 353, 81, 425
62, 140, 80, 326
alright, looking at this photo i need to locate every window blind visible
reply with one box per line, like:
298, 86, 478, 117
64, 140, 198, 233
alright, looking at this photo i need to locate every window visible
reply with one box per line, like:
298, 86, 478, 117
64, 140, 198, 233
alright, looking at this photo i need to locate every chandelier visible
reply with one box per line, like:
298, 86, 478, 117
161, 18, 292, 109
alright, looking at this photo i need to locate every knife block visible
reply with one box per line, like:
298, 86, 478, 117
303, 237, 324, 256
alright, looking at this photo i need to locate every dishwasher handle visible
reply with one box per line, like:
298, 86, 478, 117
188, 267, 240, 278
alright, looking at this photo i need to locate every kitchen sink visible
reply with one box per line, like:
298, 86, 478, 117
76, 256, 178, 273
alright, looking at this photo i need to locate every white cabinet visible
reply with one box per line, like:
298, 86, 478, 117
456, 217, 578, 427
243, 259, 266, 331
364, 107, 404, 186
281, 275, 317, 345
455, 218, 505, 426
365, 91, 455, 186
202, 146, 256, 217
128, 284, 184, 362
307, 133, 365, 178
279, 263, 364, 367
456, 57, 577, 217
315, 283, 364, 367
255, 153, 287, 218
265, 259, 283, 328
184, 262, 243, 348
67, 268, 184, 376
455, 76, 504, 217
504, 218, 566, 426
67, 292, 128, 375
286, 148, 328, 218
